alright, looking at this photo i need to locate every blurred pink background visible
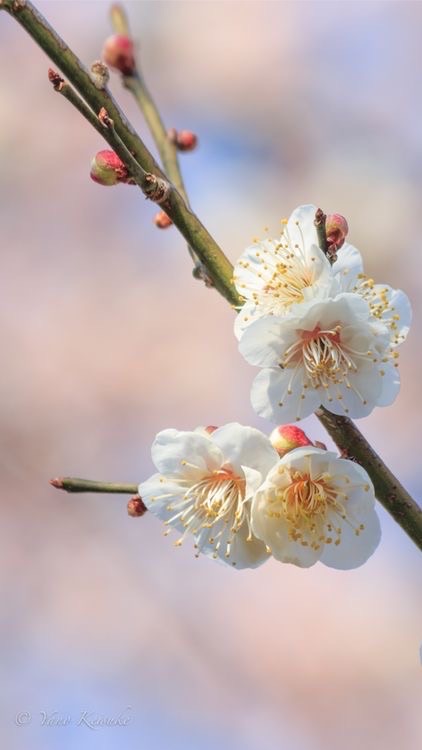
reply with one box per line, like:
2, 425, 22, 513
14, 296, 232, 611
0, 1, 421, 748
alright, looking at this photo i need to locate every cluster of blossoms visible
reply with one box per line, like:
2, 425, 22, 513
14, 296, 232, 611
139, 205, 411, 570
234, 204, 410, 423
139, 422, 381, 570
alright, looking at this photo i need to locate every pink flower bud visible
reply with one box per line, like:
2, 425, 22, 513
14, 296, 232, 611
102, 34, 136, 76
204, 425, 218, 434
176, 130, 198, 152
325, 213, 349, 252
167, 128, 198, 152
127, 495, 147, 517
90, 150, 128, 186
154, 211, 173, 229
270, 424, 313, 457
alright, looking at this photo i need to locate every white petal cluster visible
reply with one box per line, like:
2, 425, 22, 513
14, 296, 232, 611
235, 204, 411, 421
140, 425, 381, 570
251, 447, 381, 569
139, 423, 278, 569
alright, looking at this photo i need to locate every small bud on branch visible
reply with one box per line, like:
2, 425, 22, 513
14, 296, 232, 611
167, 128, 198, 152
48, 67, 64, 90
102, 34, 135, 76
90, 60, 110, 90
90, 149, 129, 186
326, 213, 349, 253
154, 210, 173, 229
127, 495, 147, 517
270, 424, 313, 457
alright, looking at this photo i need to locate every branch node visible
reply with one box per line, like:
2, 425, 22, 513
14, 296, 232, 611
192, 262, 215, 288
48, 68, 64, 91
143, 173, 171, 203
13, 0, 26, 12
98, 106, 114, 128
90, 60, 110, 90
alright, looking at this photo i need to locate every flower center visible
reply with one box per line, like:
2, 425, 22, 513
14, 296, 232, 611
262, 259, 314, 307
266, 468, 365, 550
164, 467, 249, 564
282, 324, 363, 389
235, 221, 319, 317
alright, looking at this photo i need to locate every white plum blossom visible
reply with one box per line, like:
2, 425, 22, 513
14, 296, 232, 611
233, 204, 361, 339
139, 423, 278, 568
234, 204, 411, 351
251, 446, 381, 569
239, 292, 400, 422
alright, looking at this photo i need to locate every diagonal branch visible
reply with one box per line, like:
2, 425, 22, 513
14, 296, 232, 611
1, 0, 237, 304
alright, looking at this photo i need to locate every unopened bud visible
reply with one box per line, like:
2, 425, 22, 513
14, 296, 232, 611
154, 211, 173, 229
270, 424, 313, 457
204, 425, 218, 434
90, 60, 110, 89
167, 128, 198, 152
326, 213, 349, 252
102, 34, 136, 76
127, 495, 147, 517
90, 149, 128, 186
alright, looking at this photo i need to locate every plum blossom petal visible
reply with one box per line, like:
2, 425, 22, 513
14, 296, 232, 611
210, 423, 278, 476
251, 447, 380, 569
140, 423, 278, 569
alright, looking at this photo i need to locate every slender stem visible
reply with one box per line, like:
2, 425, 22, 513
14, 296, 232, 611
110, 5, 205, 272
50, 477, 138, 494
110, 2, 128, 36
109, 4, 186, 198
1, 0, 238, 304
314, 207, 328, 256
48, 70, 107, 137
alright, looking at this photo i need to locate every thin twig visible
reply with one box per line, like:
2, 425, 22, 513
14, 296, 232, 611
110, 3, 211, 280
50, 477, 138, 494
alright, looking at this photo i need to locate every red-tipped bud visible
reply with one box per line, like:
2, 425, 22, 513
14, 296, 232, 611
167, 128, 198, 152
127, 495, 147, 518
326, 213, 349, 252
270, 424, 313, 457
176, 130, 198, 152
90, 150, 128, 186
154, 211, 173, 229
102, 34, 135, 76
204, 425, 218, 434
